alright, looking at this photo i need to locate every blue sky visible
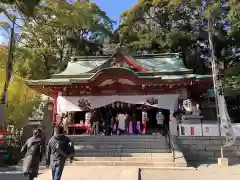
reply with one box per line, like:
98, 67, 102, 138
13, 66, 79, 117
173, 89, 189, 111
0, 0, 138, 43
92, 0, 137, 25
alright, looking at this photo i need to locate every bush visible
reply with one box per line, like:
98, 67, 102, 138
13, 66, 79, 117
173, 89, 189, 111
0, 69, 41, 127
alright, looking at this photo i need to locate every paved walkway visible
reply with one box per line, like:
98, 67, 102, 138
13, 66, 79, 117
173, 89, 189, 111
36, 166, 138, 180
1, 164, 240, 180
141, 164, 240, 180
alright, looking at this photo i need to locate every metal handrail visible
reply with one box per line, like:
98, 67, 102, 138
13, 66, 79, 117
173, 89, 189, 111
164, 124, 175, 162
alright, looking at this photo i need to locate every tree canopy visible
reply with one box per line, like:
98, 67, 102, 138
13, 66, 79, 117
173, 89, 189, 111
119, 0, 240, 91
1, 0, 239, 92
0, 68, 40, 127
0, 0, 41, 17
14, 0, 114, 79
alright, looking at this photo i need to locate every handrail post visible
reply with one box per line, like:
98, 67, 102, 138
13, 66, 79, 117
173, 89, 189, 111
168, 132, 171, 149
165, 124, 175, 162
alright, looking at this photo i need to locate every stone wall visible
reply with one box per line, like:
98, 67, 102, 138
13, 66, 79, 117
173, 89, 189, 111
177, 136, 240, 162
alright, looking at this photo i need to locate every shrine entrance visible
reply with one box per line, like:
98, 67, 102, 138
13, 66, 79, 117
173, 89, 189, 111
65, 99, 171, 135
146, 108, 170, 134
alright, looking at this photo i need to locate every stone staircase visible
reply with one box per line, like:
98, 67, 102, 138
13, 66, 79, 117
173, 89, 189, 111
67, 135, 179, 167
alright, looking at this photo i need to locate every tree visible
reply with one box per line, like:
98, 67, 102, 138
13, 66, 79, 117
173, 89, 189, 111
0, 69, 40, 127
119, 0, 207, 72
119, 0, 240, 75
0, 0, 41, 17
224, 0, 240, 90
15, 0, 114, 79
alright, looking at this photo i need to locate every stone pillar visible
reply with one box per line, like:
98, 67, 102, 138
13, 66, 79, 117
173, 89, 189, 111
42, 101, 54, 144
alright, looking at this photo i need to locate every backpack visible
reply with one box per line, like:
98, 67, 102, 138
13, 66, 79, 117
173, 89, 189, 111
55, 136, 75, 157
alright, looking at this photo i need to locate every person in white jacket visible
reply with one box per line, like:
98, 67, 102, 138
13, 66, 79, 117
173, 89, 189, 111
117, 112, 126, 135
156, 110, 165, 134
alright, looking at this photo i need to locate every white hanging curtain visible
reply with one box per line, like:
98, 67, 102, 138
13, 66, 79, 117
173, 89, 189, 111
57, 94, 179, 114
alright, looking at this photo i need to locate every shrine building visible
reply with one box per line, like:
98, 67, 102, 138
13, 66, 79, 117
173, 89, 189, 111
25, 50, 213, 134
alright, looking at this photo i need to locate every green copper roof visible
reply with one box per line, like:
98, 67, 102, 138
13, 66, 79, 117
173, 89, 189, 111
132, 54, 190, 72
53, 53, 192, 78
26, 53, 212, 86
54, 56, 108, 76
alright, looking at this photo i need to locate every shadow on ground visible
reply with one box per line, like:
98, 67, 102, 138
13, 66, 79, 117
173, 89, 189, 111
187, 157, 240, 168
0, 172, 27, 180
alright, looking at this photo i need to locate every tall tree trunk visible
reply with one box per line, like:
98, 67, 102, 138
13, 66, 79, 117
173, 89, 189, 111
0, 17, 16, 129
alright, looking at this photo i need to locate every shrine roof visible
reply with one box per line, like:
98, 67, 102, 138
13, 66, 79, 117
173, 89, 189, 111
53, 53, 192, 77
25, 52, 212, 86
26, 72, 212, 85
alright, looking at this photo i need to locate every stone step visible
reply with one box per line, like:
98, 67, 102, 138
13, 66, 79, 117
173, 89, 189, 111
73, 156, 173, 162
73, 152, 172, 157
68, 135, 166, 142
73, 143, 169, 149
73, 140, 168, 145
75, 148, 170, 154
71, 139, 167, 143
66, 160, 175, 167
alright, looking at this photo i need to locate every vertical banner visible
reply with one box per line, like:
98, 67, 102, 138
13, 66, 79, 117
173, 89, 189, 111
209, 18, 236, 146
214, 69, 236, 146
208, 16, 236, 146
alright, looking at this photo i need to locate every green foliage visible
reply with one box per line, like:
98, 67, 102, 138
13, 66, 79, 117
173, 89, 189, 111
227, 0, 240, 47
15, 0, 114, 79
0, 0, 41, 17
119, 0, 240, 92
0, 45, 7, 68
6, 98, 40, 127
0, 69, 40, 127
119, 0, 207, 73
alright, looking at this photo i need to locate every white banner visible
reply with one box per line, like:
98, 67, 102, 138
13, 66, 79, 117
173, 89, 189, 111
208, 18, 235, 146
214, 71, 236, 146
57, 94, 179, 114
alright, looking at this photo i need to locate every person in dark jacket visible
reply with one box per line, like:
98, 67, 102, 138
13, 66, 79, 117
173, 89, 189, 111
21, 128, 45, 180
91, 109, 100, 135
131, 113, 137, 134
46, 126, 74, 180
104, 109, 112, 136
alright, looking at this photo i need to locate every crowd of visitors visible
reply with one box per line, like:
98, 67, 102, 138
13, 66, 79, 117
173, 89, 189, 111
57, 107, 166, 136
82, 108, 140, 136
22, 126, 75, 180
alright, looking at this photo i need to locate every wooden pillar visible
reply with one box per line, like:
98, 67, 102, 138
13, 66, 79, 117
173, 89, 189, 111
52, 92, 62, 124
52, 93, 57, 124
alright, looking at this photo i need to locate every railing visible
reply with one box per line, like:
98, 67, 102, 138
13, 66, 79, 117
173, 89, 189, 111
165, 124, 175, 162
178, 123, 240, 136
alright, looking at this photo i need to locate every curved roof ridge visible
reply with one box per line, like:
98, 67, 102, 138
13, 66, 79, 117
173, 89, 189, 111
70, 53, 182, 62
